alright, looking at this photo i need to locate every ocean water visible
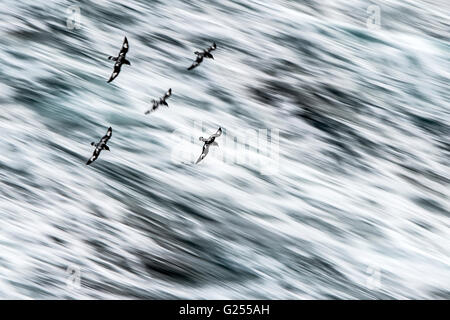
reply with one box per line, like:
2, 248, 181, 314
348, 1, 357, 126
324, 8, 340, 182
0, 0, 449, 299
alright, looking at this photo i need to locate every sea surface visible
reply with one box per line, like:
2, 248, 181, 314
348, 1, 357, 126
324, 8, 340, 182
0, 0, 449, 299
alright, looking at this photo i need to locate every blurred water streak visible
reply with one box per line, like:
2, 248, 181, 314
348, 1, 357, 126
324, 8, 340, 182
0, 0, 448, 299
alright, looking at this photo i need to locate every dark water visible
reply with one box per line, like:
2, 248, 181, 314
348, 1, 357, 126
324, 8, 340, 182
0, 0, 449, 299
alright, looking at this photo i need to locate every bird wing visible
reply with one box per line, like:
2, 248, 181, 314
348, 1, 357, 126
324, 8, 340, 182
187, 56, 203, 70
163, 88, 172, 100
86, 148, 101, 165
210, 127, 222, 139
107, 62, 122, 83
151, 103, 160, 112
146, 100, 160, 114
187, 62, 198, 70
195, 144, 210, 164
119, 36, 129, 56
100, 127, 112, 143
206, 42, 217, 53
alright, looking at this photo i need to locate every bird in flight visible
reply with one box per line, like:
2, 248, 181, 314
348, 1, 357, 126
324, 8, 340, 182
86, 127, 112, 165
196, 127, 222, 164
107, 37, 131, 83
145, 88, 172, 115
187, 42, 217, 70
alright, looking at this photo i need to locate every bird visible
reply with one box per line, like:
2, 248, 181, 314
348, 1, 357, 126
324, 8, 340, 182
145, 88, 172, 115
86, 127, 112, 165
107, 37, 131, 83
187, 42, 217, 70
196, 127, 222, 164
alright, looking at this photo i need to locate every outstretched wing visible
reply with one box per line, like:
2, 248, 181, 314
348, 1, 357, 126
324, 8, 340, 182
107, 62, 122, 83
86, 148, 101, 165
119, 36, 129, 56
206, 42, 217, 53
100, 127, 112, 143
209, 127, 222, 139
187, 62, 198, 70
195, 144, 210, 164
145, 100, 160, 114
187, 56, 203, 70
163, 88, 172, 100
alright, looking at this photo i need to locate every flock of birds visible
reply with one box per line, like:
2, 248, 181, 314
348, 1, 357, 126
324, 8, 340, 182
86, 37, 221, 165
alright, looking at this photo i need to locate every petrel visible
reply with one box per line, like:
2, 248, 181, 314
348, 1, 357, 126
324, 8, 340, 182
86, 127, 112, 165
187, 42, 217, 70
145, 88, 172, 115
196, 127, 222, 164
107, 37, 131, 83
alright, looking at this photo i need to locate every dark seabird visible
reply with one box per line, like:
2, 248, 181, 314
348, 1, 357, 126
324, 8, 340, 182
86, 127, 112, 165
145, 88, 172, 115
187, 42, 217, 70
107, 37, 131, 83
196, 127, 222, 164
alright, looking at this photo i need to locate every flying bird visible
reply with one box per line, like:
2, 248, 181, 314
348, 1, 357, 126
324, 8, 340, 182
107, 37, 131, 83
187, 42, 217, 70
145, 88, 172, 115
196, 127, 222, 164
86, 127, 112, 165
